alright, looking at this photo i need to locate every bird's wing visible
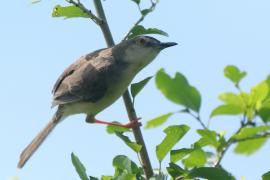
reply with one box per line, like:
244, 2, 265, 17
52, 48, 111, 107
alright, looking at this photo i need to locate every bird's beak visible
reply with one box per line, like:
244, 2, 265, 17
159, 42, 178, 49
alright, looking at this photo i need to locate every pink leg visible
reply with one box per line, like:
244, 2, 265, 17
94, 118, 142, 129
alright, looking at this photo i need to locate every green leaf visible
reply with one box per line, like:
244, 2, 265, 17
250, 82, 269, 110
219, 92, 245, 109
131, 76, 152, 100
106, 123, 131, 134
113, 155, 133, 173
234, 138, 267, 155
188, 167, 235, 180
131, 0, 140, 5
224, 65, 247, 86
113, 155, 140, 178
258, 107, 270, 123
156, 69, 201, 112
145, 113, 173, 129
182, 148, 207, 168
52, 5, 89, 18
170, 148, 192, 163
156, 125, 190, 162
196, 129, 219, 148
89, 176, 99, 180
101, 176, 113, 180
262, 171, 270, 180
211, 105, 243, 117
71, 153, 89, 180
167, 163, 187, 179
141, 8, 152, 16
115, 133, 142, 153
233, 126, 270, 140
113, 172, 136, 180
128, 25, 168, 39
31, 0, 41, 4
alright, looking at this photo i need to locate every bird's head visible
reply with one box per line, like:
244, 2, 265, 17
115, 36, 177, 69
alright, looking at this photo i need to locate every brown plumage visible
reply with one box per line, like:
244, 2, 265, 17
17, 36, 177, 168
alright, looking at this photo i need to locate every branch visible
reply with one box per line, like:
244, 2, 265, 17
122, 0, 158, 41
92, 0, 154, 178
65, 0, 102, 25
215, 124, 270, 167
185, 109, 207, 129
232, 132, 270, 143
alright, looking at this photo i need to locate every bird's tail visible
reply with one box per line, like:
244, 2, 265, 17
17, 110, 63, 168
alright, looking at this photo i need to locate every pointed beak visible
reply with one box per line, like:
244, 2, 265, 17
159, 42, 178, 49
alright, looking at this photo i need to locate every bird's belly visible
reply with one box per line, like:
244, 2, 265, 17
63, 74, 133, 116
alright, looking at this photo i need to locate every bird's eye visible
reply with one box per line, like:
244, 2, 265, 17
137, 38, 146, 46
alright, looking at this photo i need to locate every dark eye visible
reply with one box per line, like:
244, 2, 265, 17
137, 38, 146, 46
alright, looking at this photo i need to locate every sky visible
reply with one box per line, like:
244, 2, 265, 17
1, 0, 270, 180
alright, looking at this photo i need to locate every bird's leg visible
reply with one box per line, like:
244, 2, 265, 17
85, 115, 141, 128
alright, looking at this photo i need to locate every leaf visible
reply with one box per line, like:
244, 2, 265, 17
128, 25, 168, 39
182, 148, 207, 168
167, 163, 187, 179
131, 0, 140, 5
233, 126, 270, 140
196, 129, 220, 148
106, 123, 131, 134
131, 76, 152, 100
101, 176, 113, 180
141, 8, 152, 16
71, 153, 89, 180
115, 133, 142, 153
31, 0, 41, 4
219, 92, 245, 109
170, 148, 192, 163
156, 69, 201, 112
145, 113, 173, 129
156, 125, 190, 162
52, 5, 89, 18
113, 172, 136, 180
113, 155, 132, 173
258, 107, 270, 123
250, 82, 269, 110
234, 138, 267, 155
224, 65, 247, 86
188, 167, 235, 180
262, 171, 270, 180
89, 176, 99, 180
211, 105, 243, 117
113, 155, 140, 177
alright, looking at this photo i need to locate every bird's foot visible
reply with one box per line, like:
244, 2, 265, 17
121, 118, 142, 128
89, 117, 142, 129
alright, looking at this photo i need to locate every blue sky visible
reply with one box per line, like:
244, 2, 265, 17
1, 0, 270, 180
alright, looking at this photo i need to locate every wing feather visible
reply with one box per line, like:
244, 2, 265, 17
52, 48, 111, 107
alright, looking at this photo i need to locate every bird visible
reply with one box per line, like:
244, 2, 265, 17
17, 36, 177, 168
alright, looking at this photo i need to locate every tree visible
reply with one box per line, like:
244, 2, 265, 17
25, 0, 270, 179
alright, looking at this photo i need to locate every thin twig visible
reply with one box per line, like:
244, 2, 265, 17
122, 0, 157, 41
185, 109, 207, 129
65, 0, 102, 25
215, 121, 270, 167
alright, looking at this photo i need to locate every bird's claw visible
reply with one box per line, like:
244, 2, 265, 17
123, 118, 142, 128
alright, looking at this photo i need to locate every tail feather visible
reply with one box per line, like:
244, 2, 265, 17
17, 112, 62, 168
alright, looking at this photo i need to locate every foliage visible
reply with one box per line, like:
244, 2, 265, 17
36, 0, 270, 179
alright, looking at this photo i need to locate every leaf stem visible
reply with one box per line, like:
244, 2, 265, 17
122, 0, 157, 41
65, 0, 102, 25
186, 109, 207, 129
